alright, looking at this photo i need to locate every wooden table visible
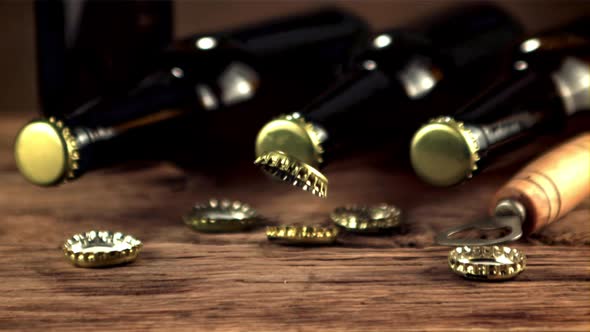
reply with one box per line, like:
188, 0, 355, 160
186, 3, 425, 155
0, 112, 588, 331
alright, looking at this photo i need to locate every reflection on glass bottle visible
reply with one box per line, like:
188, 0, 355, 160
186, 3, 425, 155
254, 4, 523, 198
410, 20, 590, 187
15, 9, 370, 186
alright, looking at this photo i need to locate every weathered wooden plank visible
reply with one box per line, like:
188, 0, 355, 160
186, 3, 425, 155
0, 113, 588, 331
0, 245, 588, 331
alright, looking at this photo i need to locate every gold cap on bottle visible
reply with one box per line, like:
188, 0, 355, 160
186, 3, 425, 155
14, 117, 79, 186
254, 150, 328, 198
410, 116, 480, 187
254, 113, 324, 169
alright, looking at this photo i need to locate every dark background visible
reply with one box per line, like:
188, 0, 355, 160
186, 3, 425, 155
2, 0, 590, 114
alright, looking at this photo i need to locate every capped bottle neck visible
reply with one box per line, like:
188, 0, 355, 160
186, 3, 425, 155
410, 116, 480, 187
14, 117, 80, 186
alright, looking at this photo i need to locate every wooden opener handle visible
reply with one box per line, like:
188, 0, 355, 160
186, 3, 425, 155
493, 133, 590, 233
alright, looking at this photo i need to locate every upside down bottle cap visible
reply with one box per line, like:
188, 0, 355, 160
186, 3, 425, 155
254, 150, 328, 198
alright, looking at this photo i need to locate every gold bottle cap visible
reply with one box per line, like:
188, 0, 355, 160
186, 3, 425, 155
183, 199, 261, 232
331, 203, 402, 232
410, 116, 480, 187
266, 225, 339, 245
448, 246, 526, 281
63, 230, 142, 268
255, 113, 324, 169
254, 150, 328, 198
14, 117, 79, 186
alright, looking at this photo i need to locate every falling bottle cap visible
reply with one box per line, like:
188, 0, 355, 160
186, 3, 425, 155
410, 116, 480, 186
14, 117, 79, 186
254, 150, 328, 198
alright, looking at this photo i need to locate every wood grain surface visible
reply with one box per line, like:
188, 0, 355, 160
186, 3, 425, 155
0, 113, 588, 331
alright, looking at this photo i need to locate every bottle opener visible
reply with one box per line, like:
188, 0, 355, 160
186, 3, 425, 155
436, 132, 590, 246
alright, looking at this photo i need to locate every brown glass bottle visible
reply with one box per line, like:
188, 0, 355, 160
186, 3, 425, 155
254, 4, 523, 197
411, 20, 590, 186
15, 9, 370, 186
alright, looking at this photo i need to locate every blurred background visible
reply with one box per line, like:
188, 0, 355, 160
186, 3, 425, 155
2, 0, 590, 114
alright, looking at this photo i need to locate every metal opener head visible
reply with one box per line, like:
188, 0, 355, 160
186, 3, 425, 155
435, 199, 525, 246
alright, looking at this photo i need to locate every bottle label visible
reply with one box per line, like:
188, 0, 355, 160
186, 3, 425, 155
467, 110, 543, 151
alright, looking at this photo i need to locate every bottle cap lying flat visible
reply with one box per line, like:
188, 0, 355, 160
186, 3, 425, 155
255, 113, 324, 169
254, 150, 328, 198
448, 246, 526, 281
331, 204, 402, 233
63, 231, 142, 268
266, 225, 339, 245
183, 199, 261, 232
410, 116, 480, 187
14, 117, 79, 186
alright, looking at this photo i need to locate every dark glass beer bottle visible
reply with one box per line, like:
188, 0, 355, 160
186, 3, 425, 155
15, 9, 370, 186
254, 4, 523, 197
410, 19, 590, 186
